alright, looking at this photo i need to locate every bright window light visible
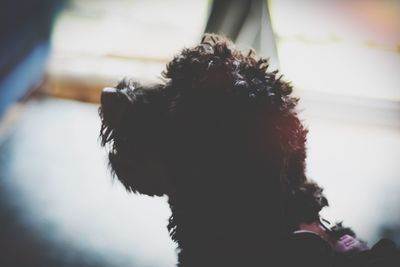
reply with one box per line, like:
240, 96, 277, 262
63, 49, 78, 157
269, 0, 400, 101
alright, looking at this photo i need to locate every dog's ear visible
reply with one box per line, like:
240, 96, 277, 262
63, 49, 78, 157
99, 81, 172, 196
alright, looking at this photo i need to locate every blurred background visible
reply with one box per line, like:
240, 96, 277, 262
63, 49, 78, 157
0, 0, 399, 266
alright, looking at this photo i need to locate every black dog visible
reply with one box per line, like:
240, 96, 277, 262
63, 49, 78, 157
99, 34, 398, 266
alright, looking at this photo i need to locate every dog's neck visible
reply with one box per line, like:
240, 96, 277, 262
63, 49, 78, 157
164, 150, 306, 266
174, 237, 283, 267
167, 183, 289, 267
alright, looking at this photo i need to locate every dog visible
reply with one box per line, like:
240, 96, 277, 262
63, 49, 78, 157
99, 34, 398, 266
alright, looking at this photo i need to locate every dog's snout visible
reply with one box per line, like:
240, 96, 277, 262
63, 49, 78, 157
101, 87, 126, 126
101, 87, 118, 105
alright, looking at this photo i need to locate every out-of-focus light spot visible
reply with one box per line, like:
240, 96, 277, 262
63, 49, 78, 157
278, 41, 400, 100
49, 0, 209, 82
269, 0, 400, 100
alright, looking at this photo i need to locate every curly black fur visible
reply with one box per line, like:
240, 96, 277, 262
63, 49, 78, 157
98, 34, 369, 266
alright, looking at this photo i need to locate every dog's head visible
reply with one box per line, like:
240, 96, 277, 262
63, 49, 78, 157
99, 34, 325, 222
99, 79, 171, 196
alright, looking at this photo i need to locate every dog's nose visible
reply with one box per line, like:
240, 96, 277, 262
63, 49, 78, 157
101, 87, 117, 103
102, 87, 117, 94
101, 87, 120, 111
101, 87, 125, 126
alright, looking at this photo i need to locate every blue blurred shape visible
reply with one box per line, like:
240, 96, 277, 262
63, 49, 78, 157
0, 0, 65, 117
